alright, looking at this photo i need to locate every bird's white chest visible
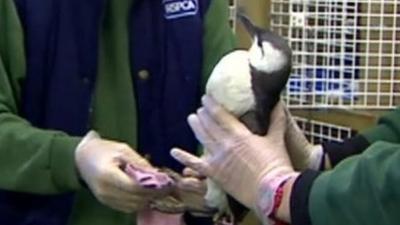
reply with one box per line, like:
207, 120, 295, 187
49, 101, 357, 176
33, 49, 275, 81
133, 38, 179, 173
206, 50, 255, 116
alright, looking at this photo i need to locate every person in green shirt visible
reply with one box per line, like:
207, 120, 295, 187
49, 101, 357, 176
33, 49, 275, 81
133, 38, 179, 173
173, 96, 400, 225
0, 0, 235, 224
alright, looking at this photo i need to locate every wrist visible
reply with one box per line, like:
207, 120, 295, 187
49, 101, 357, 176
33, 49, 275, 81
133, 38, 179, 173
308, 145, 324, 170
75, 131, 100, 154
255, 170, 299, 224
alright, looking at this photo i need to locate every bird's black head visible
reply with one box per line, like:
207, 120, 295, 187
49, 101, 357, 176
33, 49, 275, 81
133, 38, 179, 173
237, 12, 292, 81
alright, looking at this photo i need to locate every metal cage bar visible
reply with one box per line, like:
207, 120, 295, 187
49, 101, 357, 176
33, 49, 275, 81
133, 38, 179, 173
271, 0, 400, 109
294, 116, 356, 144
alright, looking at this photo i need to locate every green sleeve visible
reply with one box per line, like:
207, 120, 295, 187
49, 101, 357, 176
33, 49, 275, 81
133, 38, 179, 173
362, 107, 400, 144
0, 0, 82, 194
201, 0, 237, 87
310, 141, 400, 225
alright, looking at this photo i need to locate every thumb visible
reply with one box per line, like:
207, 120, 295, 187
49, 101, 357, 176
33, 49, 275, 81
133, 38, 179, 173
267, 102, 286, 139
170, 148, 209, 176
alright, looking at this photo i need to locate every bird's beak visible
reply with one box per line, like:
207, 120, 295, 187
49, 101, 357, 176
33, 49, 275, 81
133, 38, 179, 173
237, 13, 257, 39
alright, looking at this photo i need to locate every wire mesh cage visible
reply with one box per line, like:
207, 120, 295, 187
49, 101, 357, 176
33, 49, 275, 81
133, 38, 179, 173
271, 0, 400, 109
294, 116, 356, 144
228, 0, 238, 32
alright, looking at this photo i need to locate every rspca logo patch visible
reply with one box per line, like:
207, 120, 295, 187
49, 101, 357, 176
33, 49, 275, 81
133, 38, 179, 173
163, 0, 198, 20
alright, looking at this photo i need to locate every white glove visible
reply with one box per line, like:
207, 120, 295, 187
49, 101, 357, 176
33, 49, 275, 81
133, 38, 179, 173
170, 97, 299, 218
75, 131, 167, 213
283, 106, 324, 171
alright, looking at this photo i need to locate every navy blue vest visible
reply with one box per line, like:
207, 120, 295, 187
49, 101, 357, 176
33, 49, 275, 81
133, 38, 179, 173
0, 0, 212, 224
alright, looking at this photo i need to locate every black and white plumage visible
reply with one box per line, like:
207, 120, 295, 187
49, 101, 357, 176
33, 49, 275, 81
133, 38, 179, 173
204, 13, 292, 223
